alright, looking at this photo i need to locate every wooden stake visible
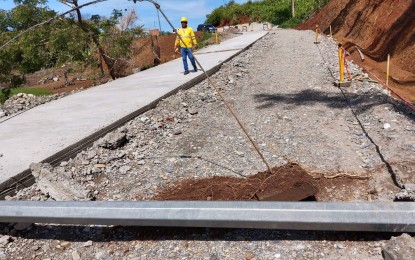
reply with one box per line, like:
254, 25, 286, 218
291, 0, 295, 18
386, 54, 390, 86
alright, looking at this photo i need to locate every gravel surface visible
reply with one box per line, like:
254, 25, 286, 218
1, 29, 415, 259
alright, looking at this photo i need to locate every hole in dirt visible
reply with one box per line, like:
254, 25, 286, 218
153, 163, 370, 202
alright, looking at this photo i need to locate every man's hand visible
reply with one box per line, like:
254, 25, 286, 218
193, 44, 198, 50
174, 47, 179, 53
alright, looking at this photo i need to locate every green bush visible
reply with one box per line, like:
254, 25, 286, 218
206, 0, 330, 28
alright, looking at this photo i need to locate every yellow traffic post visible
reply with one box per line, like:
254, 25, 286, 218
338, 45, 344, 82
215, 29, 219, 44
386, 54, 390, 86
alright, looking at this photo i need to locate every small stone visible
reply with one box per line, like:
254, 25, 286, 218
0, 111, 6, 118
72, 250, 81, 260
13, 223, 32, 231
31, 245, 40, 251
81, 160, 90, 165
154, 160, 161, 165
137, 160, 146, 165
384, 123, 391, 130
246, 252, 254, 260
404, 184, 415, 191
61, 241, 70, 248
95, 164, 106, 168
140, 117, 149, 123
296, 244, 306, 250
165, 164, 173, 173
173, 128, 182, 135
181, 102, 188, 107
119, 166, 131, 174
60, 161, 69, 167
0, 236, 12, 246
83, 240, 93, 247
235, 151, 245, 157
188, 108, 198, 115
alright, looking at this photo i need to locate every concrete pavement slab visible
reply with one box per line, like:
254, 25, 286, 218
0, 31, 268, 195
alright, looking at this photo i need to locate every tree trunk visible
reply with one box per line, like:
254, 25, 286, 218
71, 0, 116, 80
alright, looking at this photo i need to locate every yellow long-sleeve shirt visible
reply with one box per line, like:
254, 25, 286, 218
175, 27, 197, 48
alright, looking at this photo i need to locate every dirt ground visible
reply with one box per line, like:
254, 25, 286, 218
2, 28, 415, 260
155, 163, 369, 202
297, 0, 415, 102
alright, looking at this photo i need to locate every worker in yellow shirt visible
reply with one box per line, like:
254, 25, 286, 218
174, 17, 198, 75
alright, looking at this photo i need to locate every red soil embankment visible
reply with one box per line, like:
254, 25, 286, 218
297, 0, 415, 102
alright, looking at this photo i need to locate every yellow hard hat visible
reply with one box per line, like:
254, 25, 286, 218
181, 17, 188, 23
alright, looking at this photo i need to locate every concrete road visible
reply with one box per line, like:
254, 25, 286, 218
0, 31, 268, 191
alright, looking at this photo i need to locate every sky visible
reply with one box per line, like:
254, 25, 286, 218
1, 0, 254, 31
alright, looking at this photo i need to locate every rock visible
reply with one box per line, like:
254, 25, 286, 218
13, 223, 32, 231
72, 250, 81, 260
60, 161, 69, 167
235, 151, 245, 157
404, 184, 415, 191
60, 242, 70, 248
119, 166, 131, 174
395, 189, 415, 201
30, 163, 92, 201
132, 68, 141, 74
81, 160, 90, 165
137, 160, 146, 165
188, 107, 198, 115
382, 234, 415, 260
0, 236, 12, 246
140, 116, 149, 123
86, 150, 97, 159
173, 128, 182, 135
98, 133, 127, 150
165, 164, 173, 173
0, 110, 6, 118
95, 251, 110, 259
384, 123, 391, 130
181, 102, 188, 107
83, 240, 93, 247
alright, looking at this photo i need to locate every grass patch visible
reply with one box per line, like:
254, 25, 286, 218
0, 87, 52, 104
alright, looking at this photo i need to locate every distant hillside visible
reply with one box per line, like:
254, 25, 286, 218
205, 0, 330, 28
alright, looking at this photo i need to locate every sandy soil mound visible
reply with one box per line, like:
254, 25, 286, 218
297, 0, 415, 101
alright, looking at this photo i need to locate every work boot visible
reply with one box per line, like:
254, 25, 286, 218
184, 71, 190, 75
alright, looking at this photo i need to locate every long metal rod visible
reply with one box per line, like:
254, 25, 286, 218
1, 201, 415, 232
141, 0, 272, 172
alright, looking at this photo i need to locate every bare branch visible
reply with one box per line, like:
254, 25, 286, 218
0, 0, 108, 51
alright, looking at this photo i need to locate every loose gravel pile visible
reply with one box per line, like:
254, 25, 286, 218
0, 90, 82, 119
1, 29, 415, 259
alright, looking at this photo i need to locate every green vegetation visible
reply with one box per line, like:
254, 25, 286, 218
206, 0, 330, 28
0, 0, 144, 93
0, 87, 52, 104
198, 31, 215, 49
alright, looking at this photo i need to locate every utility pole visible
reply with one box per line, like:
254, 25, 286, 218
291, 0, 295, 18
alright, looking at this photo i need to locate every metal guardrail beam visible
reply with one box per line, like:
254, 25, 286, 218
1, 201, 415, 232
